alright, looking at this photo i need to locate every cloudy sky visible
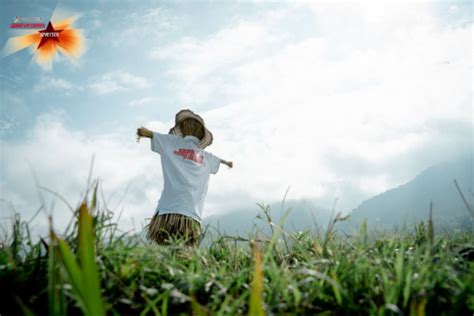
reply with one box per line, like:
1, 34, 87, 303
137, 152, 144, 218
0, 0, 472, 237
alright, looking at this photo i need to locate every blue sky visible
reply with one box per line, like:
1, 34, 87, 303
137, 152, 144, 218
1, 1, 306, 137
0, 0, 472, 236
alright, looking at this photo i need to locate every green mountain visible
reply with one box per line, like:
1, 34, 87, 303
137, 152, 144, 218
203, 200, 333, 237
344, 155, 473, 231
204, 156, 473, 235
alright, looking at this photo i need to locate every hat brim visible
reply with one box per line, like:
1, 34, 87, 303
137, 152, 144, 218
168, 109, 213, 149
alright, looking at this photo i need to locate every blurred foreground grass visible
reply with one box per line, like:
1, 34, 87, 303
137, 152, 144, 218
0, 182, 473, 315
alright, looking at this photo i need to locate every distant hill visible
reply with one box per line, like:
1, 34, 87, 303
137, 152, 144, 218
203, 200, 333, 236
344, 155, 473, 231
204, 156, 473, 236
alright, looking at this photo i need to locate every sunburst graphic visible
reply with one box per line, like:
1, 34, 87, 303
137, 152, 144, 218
2, 13, 85, 70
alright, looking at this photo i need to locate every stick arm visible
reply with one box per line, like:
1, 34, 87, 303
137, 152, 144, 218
136, 126, 153, 142
220, 159, 233, 168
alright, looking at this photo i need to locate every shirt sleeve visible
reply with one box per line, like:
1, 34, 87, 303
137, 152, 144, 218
206, 152, 221, 174
151, 131, 173, 155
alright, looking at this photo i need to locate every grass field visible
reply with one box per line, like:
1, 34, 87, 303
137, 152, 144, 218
1, 185, 473, 315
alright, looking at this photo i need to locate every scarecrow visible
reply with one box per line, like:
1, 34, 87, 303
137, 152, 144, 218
136, 109, 233, 246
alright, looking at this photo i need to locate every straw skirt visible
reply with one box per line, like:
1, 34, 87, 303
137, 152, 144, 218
146, 213, 201, 246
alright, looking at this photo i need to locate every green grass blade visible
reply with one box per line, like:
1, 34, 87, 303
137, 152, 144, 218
48, 223, 58, 315
56, 237, 87, 313
428, 202, 434, 247
78, 202, 105, 315
331, 272, 342, 305
91, 180, 99, 214
14, 296, 35, 316
48, 223, 67, 315
161, 292, 168, 316
191, 294, 208, 316
249, 247, 264, 316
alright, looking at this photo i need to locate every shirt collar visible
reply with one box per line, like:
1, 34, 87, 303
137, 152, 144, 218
184, 135, 200, 146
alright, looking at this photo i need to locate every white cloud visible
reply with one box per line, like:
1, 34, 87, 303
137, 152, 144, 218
108, 7, 178, 48
0, 93, 31, 136
147, 2, 472, 212
89, 71, 150, 95
0, 111, 244, 238
0, 119, 13, 136
150, 20, 275, 103
129, 97, 158, 107
33, 77, 75, 93
151, 21, 268, 66
0, 112, 163, 237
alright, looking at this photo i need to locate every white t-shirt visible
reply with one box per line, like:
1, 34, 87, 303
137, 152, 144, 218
151, 131, 221, 223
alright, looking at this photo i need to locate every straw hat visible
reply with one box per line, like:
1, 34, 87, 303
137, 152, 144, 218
168, 109, 213, 149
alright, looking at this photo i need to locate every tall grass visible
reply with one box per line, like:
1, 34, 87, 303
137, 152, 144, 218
49, 201, 105, 315
0, 180, 473, 315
